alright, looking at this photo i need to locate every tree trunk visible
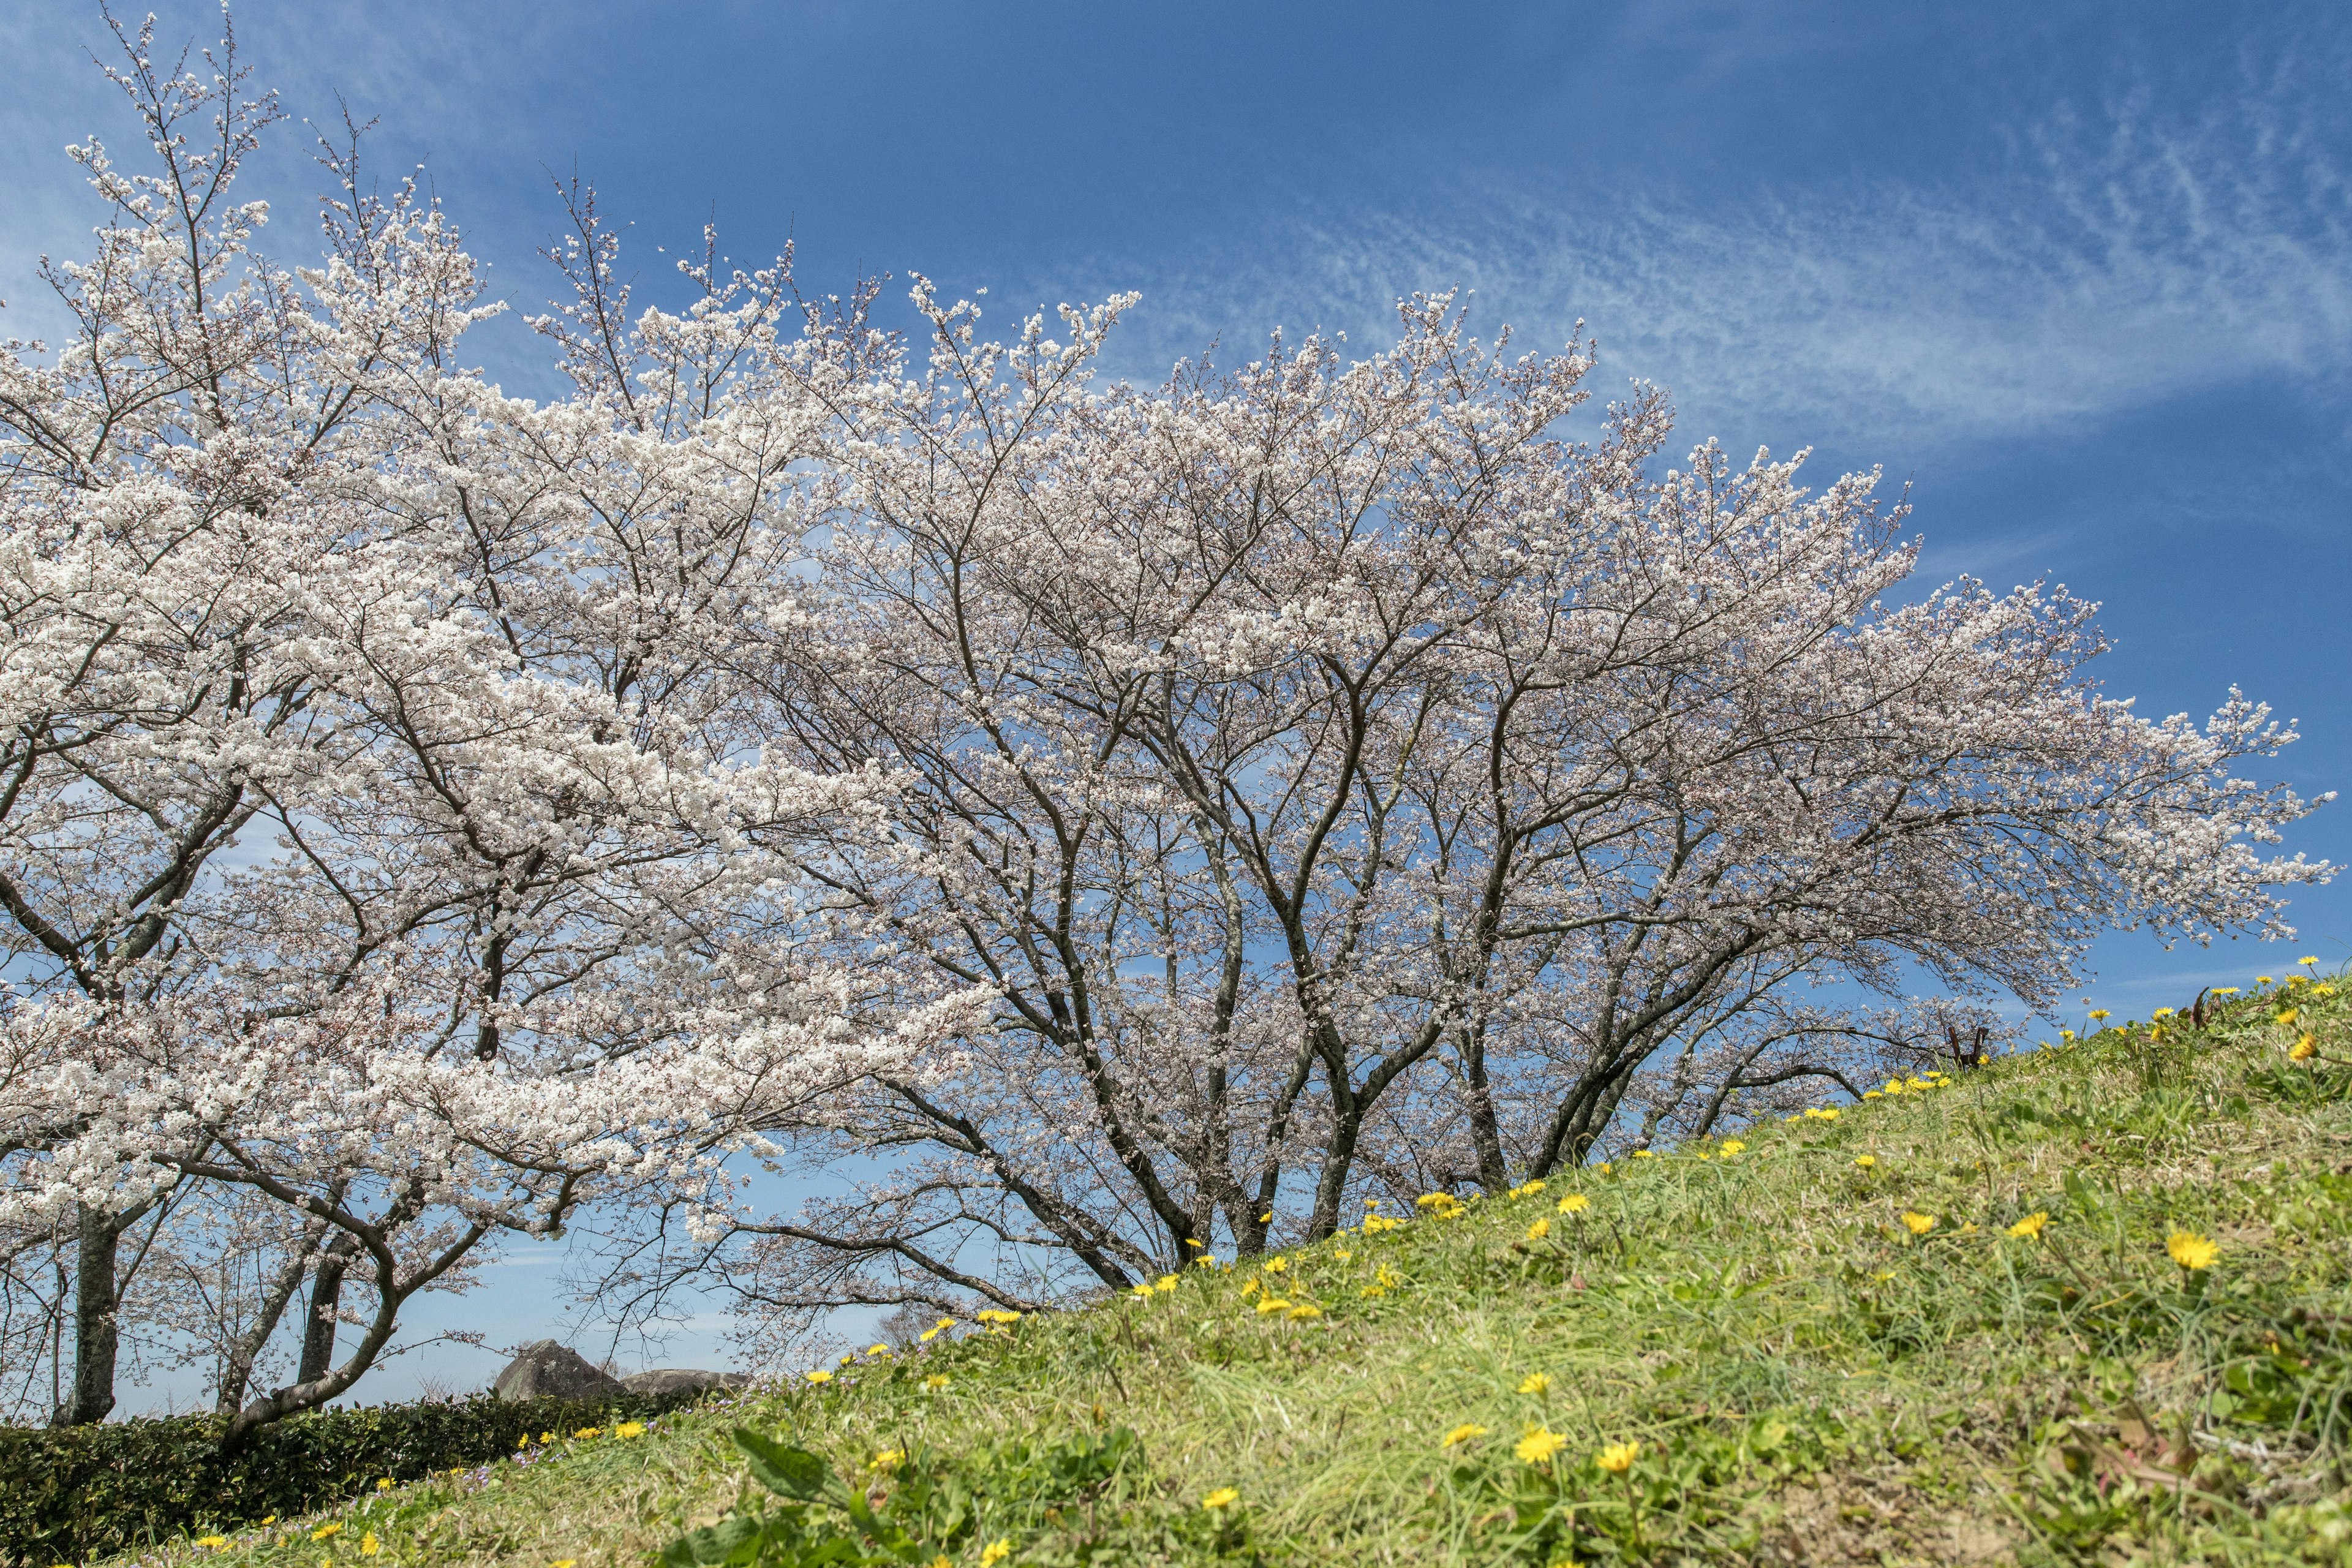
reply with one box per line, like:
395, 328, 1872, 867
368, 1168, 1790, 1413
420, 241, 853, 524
58, 1203, 122, 1426
297, 1232, 358, 1385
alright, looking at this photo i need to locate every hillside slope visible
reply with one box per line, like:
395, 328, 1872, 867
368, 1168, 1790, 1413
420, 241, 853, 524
140, 973, 2352, 1566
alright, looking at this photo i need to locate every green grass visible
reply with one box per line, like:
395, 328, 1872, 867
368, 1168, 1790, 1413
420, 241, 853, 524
136, 973, 2352, 1566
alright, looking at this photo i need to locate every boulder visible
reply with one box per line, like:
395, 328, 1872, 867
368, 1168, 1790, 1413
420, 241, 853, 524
620, 1368, 746, 1397
492, 1340, 625, 1402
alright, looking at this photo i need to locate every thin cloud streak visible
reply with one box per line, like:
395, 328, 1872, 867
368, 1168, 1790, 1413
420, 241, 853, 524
1107, 93, 2351, 453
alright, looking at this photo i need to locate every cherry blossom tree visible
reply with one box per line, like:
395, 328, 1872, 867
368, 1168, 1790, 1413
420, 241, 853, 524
669, 281, 2327, 1346
0, 12, 982, 1433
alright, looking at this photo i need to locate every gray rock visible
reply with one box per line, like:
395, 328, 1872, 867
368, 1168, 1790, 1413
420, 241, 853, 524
620, 1368, 746, 1397
492, 1340, 625, 1402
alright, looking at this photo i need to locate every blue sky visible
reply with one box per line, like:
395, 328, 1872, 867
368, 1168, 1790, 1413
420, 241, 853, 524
4, 1, 2347, 1406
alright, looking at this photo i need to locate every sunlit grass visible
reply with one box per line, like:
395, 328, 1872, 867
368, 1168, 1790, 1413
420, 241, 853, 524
140, 973, 2352, 1566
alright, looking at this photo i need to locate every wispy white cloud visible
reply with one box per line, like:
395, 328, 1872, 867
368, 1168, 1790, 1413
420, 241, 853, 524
1104, 74, 2352, 454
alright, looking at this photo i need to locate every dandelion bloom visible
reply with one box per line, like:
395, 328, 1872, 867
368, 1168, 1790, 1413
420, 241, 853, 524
615, 1422, 646, 1439
1196, 1254, 1222, 1266
574, 1427, 601, 1440
2215, 987, 2239, 995
1156, 1274, 1179, 1292
2152, 1008, 2174, 1019
1240, 1277, 1262, 1298
805, 1370, 834, 1384
196, 1539, 228, 1551
2302, 956, 2320, 967
1883, 1079, 1904, 1095
2167, 1231, 2219, 1270
2256, 978, 2273, 986
2292, 1034, 2318, 1061
1130, 1284, 1155, 1300
1441, 1423, 1488, 1449
1376, 1264, 1402, 1289
870, 1449, 905, 1471
2007, 1212, 2049, 1240
1853, 1155, 1876, 1169
2278, 1009, 2300, 1027
922, 1373, 950, 1390
375, 1478, 393, 1492
2318, 984, 2339, 997
1862, 1090, 1883, 1100
1557, 1194, 1590, 1214
1516, 1427, 1568, 1464
1264, 1256, 1288, 1273
1632, 1150, 1654, 1159
1256, 1297, 1291, 1314
313, 1525, 344, 1542
1285, 1302, 1324, 1321
360, 1534, 380, 1558
540, 1431, 554, 1443
1901, 1212, 1936, 1235
1333, 1249, 1352, 1262
981, 1541, 1012, 1566
1200, 1487, 1240, 1509
1596, 1440, 1641, 1474
1526, 1218, 1551, 1240
1719, 1139, 1746, 1157
1806, 1107, 1839, 1121
2089, 1009, 2110, 1021
1518, 1372, 1551, 1395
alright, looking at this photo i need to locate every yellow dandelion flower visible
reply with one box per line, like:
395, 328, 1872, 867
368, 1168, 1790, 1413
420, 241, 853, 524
552, 1562, 576, 1568
375, 1477, 393, 1492
1557, 1193, 1589, 1214
1264, 1256, 1288, 1273
312, 1525, 343, 1543
1375, 1264, 1402, 1289
980, 1540, 1012, 1566
1719, 1139, 1746, 1156
1333, 1249, 1352, 1262
1156, 1274, 1178, 1292
1240, 1276, 1262, 1298
1130, 1283, 1155, 1300
540, 1431, 554, 1443
2301, 956, 2320, 967
1525, 1218, 1551, 1241
2292, 1033, 2318, 1061
1901, 1211, 1937, 1235
196, 1539, 228, 1551
360, 1534, 379, 1558
1196, 1254, 1222, 1266
1596, 1439, 1642, 1473
2278, 1009, 2299, 1027
1853, 1155, 1875, 1169
2316, 984, 2337, 997
1632, 1149, 1654, 1159
2167, 1231, 2218, 1270
1883, 1079, 1905, 1095
1360, 1284, 1387, 1298
1515, 1427, 1568, 1464
922, 1373, 950, 1390
1441, 1422, 1488, 1449
1518, 1371, 1551, 1395
2152, 1007, 2175, 1019
2007, 1212, 2049, 1239
805, 1369, 834, 1384
573, 1427, 601, 1440
1200, 1487, 1240, 1510
2089, 1009, 2110, 1021
2256, 977, 2273, 986
1256, 1297, 1291, 1314
2215, 987, 2239, 995
1862, 1090, 1883, 1099
615, 1421, 646, 1439
870, 1448, 905, 1471
1285, 1302, 1324, 1321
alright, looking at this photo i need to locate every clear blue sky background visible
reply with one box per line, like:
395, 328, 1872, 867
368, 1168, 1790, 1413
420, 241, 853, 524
4, 1, 2346, 1408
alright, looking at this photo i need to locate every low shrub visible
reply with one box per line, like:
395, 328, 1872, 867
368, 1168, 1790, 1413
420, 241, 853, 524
0, 1386, 710, 1566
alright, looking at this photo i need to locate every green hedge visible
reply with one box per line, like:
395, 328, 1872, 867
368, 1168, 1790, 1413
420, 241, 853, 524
0, 1387, 711, 1566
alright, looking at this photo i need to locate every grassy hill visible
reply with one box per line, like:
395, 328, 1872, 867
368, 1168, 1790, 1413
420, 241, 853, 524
139, 971, 2352, 1567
